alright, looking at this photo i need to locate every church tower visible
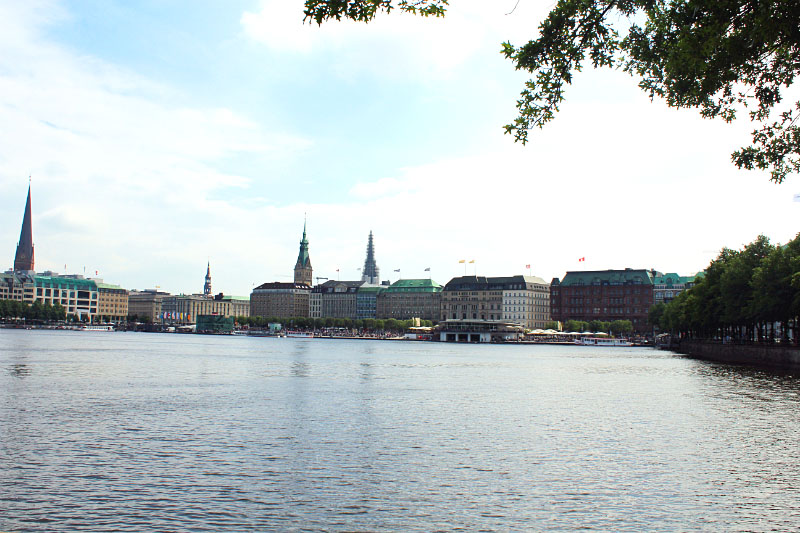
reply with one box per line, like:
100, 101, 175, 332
203, 262, 212, 297
14, 183, 34, 272
361, 231, 380, 285
294, 220, 312, 286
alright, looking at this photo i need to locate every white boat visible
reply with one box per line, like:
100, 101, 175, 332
577, 337, 632, 347
285, 331, 314, 338
78, 325, 115, 332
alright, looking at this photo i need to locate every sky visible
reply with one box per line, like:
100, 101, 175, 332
0, 0, 797, 296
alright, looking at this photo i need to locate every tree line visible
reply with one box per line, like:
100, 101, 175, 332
236, 315, 434, 332
0, 299, 67, 322
650, 234, 800, 342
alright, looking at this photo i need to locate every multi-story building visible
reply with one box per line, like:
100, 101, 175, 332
0, 272, 26, 301
32, 274, 99, 318
653, 272, 702, 305
550, 268, 655, 333
440, 276, 504, 322
356, 286, 382, 320
95, 282, 129, 321
500, 275, 551, 329
319, 280, 365, 319
162, 293, 249, 324
310, 285, 322, 318
250, 282, 311, 318
128, 289, 170, 322
377, 279, 442, 322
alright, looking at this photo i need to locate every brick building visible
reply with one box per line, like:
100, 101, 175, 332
550, 269, 655, 333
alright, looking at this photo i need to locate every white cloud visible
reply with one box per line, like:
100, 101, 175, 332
241, 0, 487, 81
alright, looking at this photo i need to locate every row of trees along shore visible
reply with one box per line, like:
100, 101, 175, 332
649, 234, 800, 342
0, 299, 67, 322
237, 316, 434, 331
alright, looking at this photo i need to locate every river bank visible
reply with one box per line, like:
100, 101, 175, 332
677, 339, 800, 370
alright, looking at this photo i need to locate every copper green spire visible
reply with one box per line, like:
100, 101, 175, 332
294, 218, 312, 286
14, 182, 34, 272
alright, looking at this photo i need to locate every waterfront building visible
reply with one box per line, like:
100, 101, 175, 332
95, 282, 129, 321
203, 262, 212, 296
361, 231, 380, 285
319, 280, 365, 319
500, 275, 551, 329
310, 285, 322, 318
13, 184, 35, 273
550, 268, 655, 333
128, 289, 171, 322
294, 222, 313, 286
32, 274, 99, 319
250, 282, 311, 318
0, 272, 26, 301
162, 292, 249, 324
356, 285, 383, 320
653, 272, 702, 305
439, 276, 504, 322
377, 278, 442, 322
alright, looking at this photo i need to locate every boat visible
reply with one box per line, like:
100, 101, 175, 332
285, 331, 314, 338
77, 325, 115, 332
576, 337, 633, 347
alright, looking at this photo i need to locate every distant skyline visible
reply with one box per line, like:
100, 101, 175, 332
0, 1, 797, 296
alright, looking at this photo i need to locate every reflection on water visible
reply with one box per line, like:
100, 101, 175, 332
1, 329, 799, 531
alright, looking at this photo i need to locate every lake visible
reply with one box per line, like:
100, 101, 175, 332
1, 329, 799, 531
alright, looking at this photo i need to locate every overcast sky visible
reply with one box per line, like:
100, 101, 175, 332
0, 0, 796, 296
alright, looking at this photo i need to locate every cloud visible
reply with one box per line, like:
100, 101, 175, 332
240, 0, 486, 81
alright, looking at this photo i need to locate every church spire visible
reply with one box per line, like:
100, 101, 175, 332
203, 261, 212, 296
361, 230, 380, 285
14, 182, 34, 272
294, 218, 312, 286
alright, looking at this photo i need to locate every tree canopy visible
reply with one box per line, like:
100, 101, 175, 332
304, 0, 800, 183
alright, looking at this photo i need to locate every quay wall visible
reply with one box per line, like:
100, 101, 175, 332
677, 340, 800, 369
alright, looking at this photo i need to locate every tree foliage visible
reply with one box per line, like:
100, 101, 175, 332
304, 0, 800, 183
657, 233, 800, 341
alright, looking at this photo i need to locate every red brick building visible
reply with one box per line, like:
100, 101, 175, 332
550, 269, 655, 333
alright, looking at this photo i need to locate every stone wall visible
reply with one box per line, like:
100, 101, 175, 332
678, 340, 800, 369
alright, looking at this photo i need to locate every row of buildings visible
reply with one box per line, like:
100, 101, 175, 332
4, 185, 700, 332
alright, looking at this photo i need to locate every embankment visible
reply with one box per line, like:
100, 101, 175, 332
677, 340, 800, 369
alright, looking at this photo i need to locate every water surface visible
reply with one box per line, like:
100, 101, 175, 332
1, 330, 799, 531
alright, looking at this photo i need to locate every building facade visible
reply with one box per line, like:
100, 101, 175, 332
128, 289, 170, 322
32, 275, 99, 318
250, 282, 311, 318
653, 272, 701, 305
319, 280, 365, 319
162, 293, 249, 324
96, 282, 129, 321
377, 279, 442, 322
550, 268, 655, 333
440, 276, 504, 322
356, 286, 382, 320
500, 276, 551, 329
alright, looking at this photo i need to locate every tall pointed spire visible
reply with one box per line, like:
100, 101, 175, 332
294, 217, 312, 286
203, 261, 212, 296
14, 182, 34, 272
361, 231, 380, 285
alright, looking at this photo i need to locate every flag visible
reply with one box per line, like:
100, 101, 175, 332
469, 260, 475, 264
794, 193, 800, 202
458, 259, 465, 264
424, 267, 430, 271
578, 257, 586, 262
394, 269, 400, 272
525, 264, 530, 269
336, 268, 340, 272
